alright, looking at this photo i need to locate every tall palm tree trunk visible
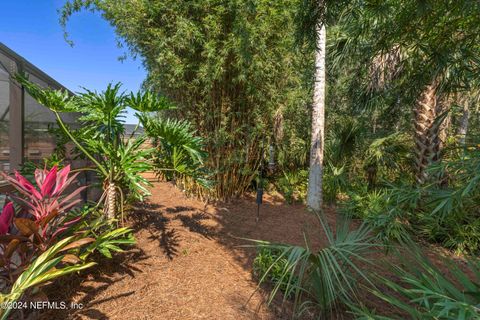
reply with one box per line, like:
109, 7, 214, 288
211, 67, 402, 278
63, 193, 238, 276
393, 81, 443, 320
307, 23, 326, 211
413, 81, 444, 184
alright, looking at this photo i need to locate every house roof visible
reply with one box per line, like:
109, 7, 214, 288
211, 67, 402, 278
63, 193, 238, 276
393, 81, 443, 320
124, 124, 144, 136
0, 42, 70, 92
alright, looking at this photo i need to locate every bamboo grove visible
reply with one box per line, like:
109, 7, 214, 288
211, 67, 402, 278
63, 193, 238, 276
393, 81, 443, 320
61, 0, 313, 200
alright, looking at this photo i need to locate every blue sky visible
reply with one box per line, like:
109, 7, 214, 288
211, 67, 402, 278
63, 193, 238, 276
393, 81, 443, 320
0, 0, 145, 123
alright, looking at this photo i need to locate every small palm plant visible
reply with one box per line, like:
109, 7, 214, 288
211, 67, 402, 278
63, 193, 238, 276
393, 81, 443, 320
251, 213, 378, 318
351, 241, 480, 319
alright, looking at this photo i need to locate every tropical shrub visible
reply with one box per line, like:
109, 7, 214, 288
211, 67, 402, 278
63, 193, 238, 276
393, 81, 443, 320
352, 244, 480, 319
16, 79, 154, 220
274, 165, 349, 205
274, 170, 308, 204
324, 118, 363, 170
341, 141, 480, 252
20, 155, 64, 182
16, 75, 207, 221
362, 133, 411, 188
363, 146, 480, 254
340, 187, 412, 245
253, 247, 296, 295
253, 213, 378, 318
0, 165, 135, 318
68, 205, 135, 260
323, 164, 348, 204
413, 147, 480, 254
0, 167, 93, 318
139, 115, 210, 194
0, 165, 86, 250
340, 189, 387, 220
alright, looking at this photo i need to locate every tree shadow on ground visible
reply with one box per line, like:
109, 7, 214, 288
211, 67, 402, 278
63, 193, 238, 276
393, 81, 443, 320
156, 195, 323, 319
39, 183, 325, 320
40, 246, 150, 320
129, 202, 181, 259
40, 202, 183, 320
175, 212, 216, 239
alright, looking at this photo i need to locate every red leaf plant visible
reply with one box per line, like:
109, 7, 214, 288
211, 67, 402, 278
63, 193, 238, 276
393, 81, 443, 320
0, 202, 28, 277
0, 202, 14, 236
0, 170, 99, 314
0, 165, 87, 286
0, 165, 86, 248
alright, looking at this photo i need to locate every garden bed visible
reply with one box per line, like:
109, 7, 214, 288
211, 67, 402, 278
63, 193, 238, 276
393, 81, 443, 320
40, 181, 465, 320
39, 181, 317, 319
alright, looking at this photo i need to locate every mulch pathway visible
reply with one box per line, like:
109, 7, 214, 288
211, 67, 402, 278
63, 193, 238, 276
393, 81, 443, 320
37, 181, 468, 319
40, 182, 328, 320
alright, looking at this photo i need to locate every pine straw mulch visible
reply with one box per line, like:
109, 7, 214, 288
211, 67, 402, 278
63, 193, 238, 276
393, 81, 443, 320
38, 181, 468, 320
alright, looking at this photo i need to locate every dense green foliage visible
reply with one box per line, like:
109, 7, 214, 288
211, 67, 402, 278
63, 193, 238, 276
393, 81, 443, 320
58, 0, 480, 318
17, 75, 206, 220
252, 214, 377, 317
140, 115, 210, 196
252, 1, 480, 318
352, 243, 480, 319
253, 247, 296, 295
61, 0, 313, 200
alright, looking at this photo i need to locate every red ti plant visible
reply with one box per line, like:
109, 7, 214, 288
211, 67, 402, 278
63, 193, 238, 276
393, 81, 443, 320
0, 165, 98, 304
0, 203, 14, 236
0, 202, 26, 277
0, 165, 86, 249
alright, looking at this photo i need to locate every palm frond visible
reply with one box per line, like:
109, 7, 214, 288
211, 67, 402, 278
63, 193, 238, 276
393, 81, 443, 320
250, 213, 378, 317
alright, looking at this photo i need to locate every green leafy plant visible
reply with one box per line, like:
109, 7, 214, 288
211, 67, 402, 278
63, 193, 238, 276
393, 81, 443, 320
0, 236, 96, 320
16, 75, 207, 220
140, 115, 210, 189
325, 118, 363, 169
251, 213, 378, 318
82, 226, 134, 259
341, 186, 414, 245
275, 169, 308, 203
341, 189, 387, 219
66, 205, 136, 260
375, 147, 480, 254
253, 247, 296, 295
352, 243, 480, 319
362, 133, 411, 188
17, 77, 155, 220
323, 164, 348, 204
